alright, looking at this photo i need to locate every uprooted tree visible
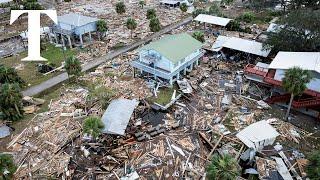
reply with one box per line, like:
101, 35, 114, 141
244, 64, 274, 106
0, 83, 24, 121
263, 9, 320, 53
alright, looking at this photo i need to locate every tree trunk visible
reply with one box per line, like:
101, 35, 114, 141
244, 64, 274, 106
285, 93, 294, 120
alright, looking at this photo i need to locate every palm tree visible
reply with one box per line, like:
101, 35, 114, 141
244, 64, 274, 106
146, 9, 156, 19
115, 2, 126, 14
192, 31, 205, 43
139, 0, 145, 8
179, 3, 188, 13
64, 56, 82, 77
282, 67, 312, 120
0, 83, 24, 121
96, 20, 108, 40
83, 116, 105, 138
149, 17, 161, 32
126, 18, 137, 39
207, 154, 240, 180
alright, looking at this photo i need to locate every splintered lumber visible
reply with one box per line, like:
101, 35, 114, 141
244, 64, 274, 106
207, 135, 224, 160
278, 151, 302, 180
198, 132, 214, 149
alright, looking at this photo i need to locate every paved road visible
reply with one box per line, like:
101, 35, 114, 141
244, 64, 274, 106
22, 16, 193, 96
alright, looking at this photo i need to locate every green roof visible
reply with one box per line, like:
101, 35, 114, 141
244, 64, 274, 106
140, 33, 203, 64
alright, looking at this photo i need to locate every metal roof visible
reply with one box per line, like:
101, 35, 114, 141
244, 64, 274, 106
211, 35, 231, 52
102, 99, 139, 135
58, 13, 98, 27
236, 120, 279, 150
222, 36, 271, 57
139, 33, 203, 64
194, 14, 232, 27
269, 52, 320, 73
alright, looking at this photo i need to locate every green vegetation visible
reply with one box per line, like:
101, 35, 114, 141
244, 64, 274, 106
0, 83, 24, 121
64, 56, 82, 77
0, 154, 17, 179
208, 4, 222, 16
179, 3, 188, 12
115, 2, 126, 14
126, 18, 137, 38
192, 31, 205, 43
146, 9, 157, 19
207, 154, 240, 180
237, 12, 256, 23
22, 0, 43, 10
149, 87, 176, 106
221, 0, 234, 5
96, 20, 108, 40
0, 45, 76, 87
282, 67, 312, 119
192, 8, 207, 18
0, 65, 25, 86
139, 0, 145, 8
226, 20, 241, 31
264, 10, 320, 52
306, 150, 320, 180
83, 117, 104, 138
149, 17, 161, 32
87, 85, 115, 109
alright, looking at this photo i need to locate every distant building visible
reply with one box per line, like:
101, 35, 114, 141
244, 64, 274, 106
244, 52, 320, 117
50, 13, 99, 48
131, 33, 204, 85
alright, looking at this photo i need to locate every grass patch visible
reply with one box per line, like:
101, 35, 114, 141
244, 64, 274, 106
149, 87, 177, 106
0, 44, 76, 88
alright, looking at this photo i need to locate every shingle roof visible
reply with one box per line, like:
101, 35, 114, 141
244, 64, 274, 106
58, 13, 98, 27
139, 33, 203, 64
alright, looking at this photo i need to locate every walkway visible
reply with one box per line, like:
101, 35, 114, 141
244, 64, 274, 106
22, 16, 193, 96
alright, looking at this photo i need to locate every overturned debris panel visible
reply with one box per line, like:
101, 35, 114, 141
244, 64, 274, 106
236, 120, 279, 151
102, 99, 139, 135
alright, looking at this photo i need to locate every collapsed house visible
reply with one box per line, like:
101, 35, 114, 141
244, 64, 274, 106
245, 51, 320, 118
236, 120, 279, 151
194, 14, 232, 35
131, 33, 205, 85
50, 13, 99, 48
101, 98, 139, 135
211, 36, 271, 58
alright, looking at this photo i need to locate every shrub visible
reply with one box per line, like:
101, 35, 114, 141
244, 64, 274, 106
179, 3, 188, 12
115, 2, 126, 14
149, 17, 161, 32
306, 150, 320, 179
207, 154, 240, 180
64, 56, 82, 77
146, 9, 156, 19
0, 83, 24, 121
0, 65, 25, 86
238, 12, 256, 23
226, 20, 241, 31
192, 8, 208, 18
192, 31, 205, 43
83, 117, 104, 138
0, 154, 17, 179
